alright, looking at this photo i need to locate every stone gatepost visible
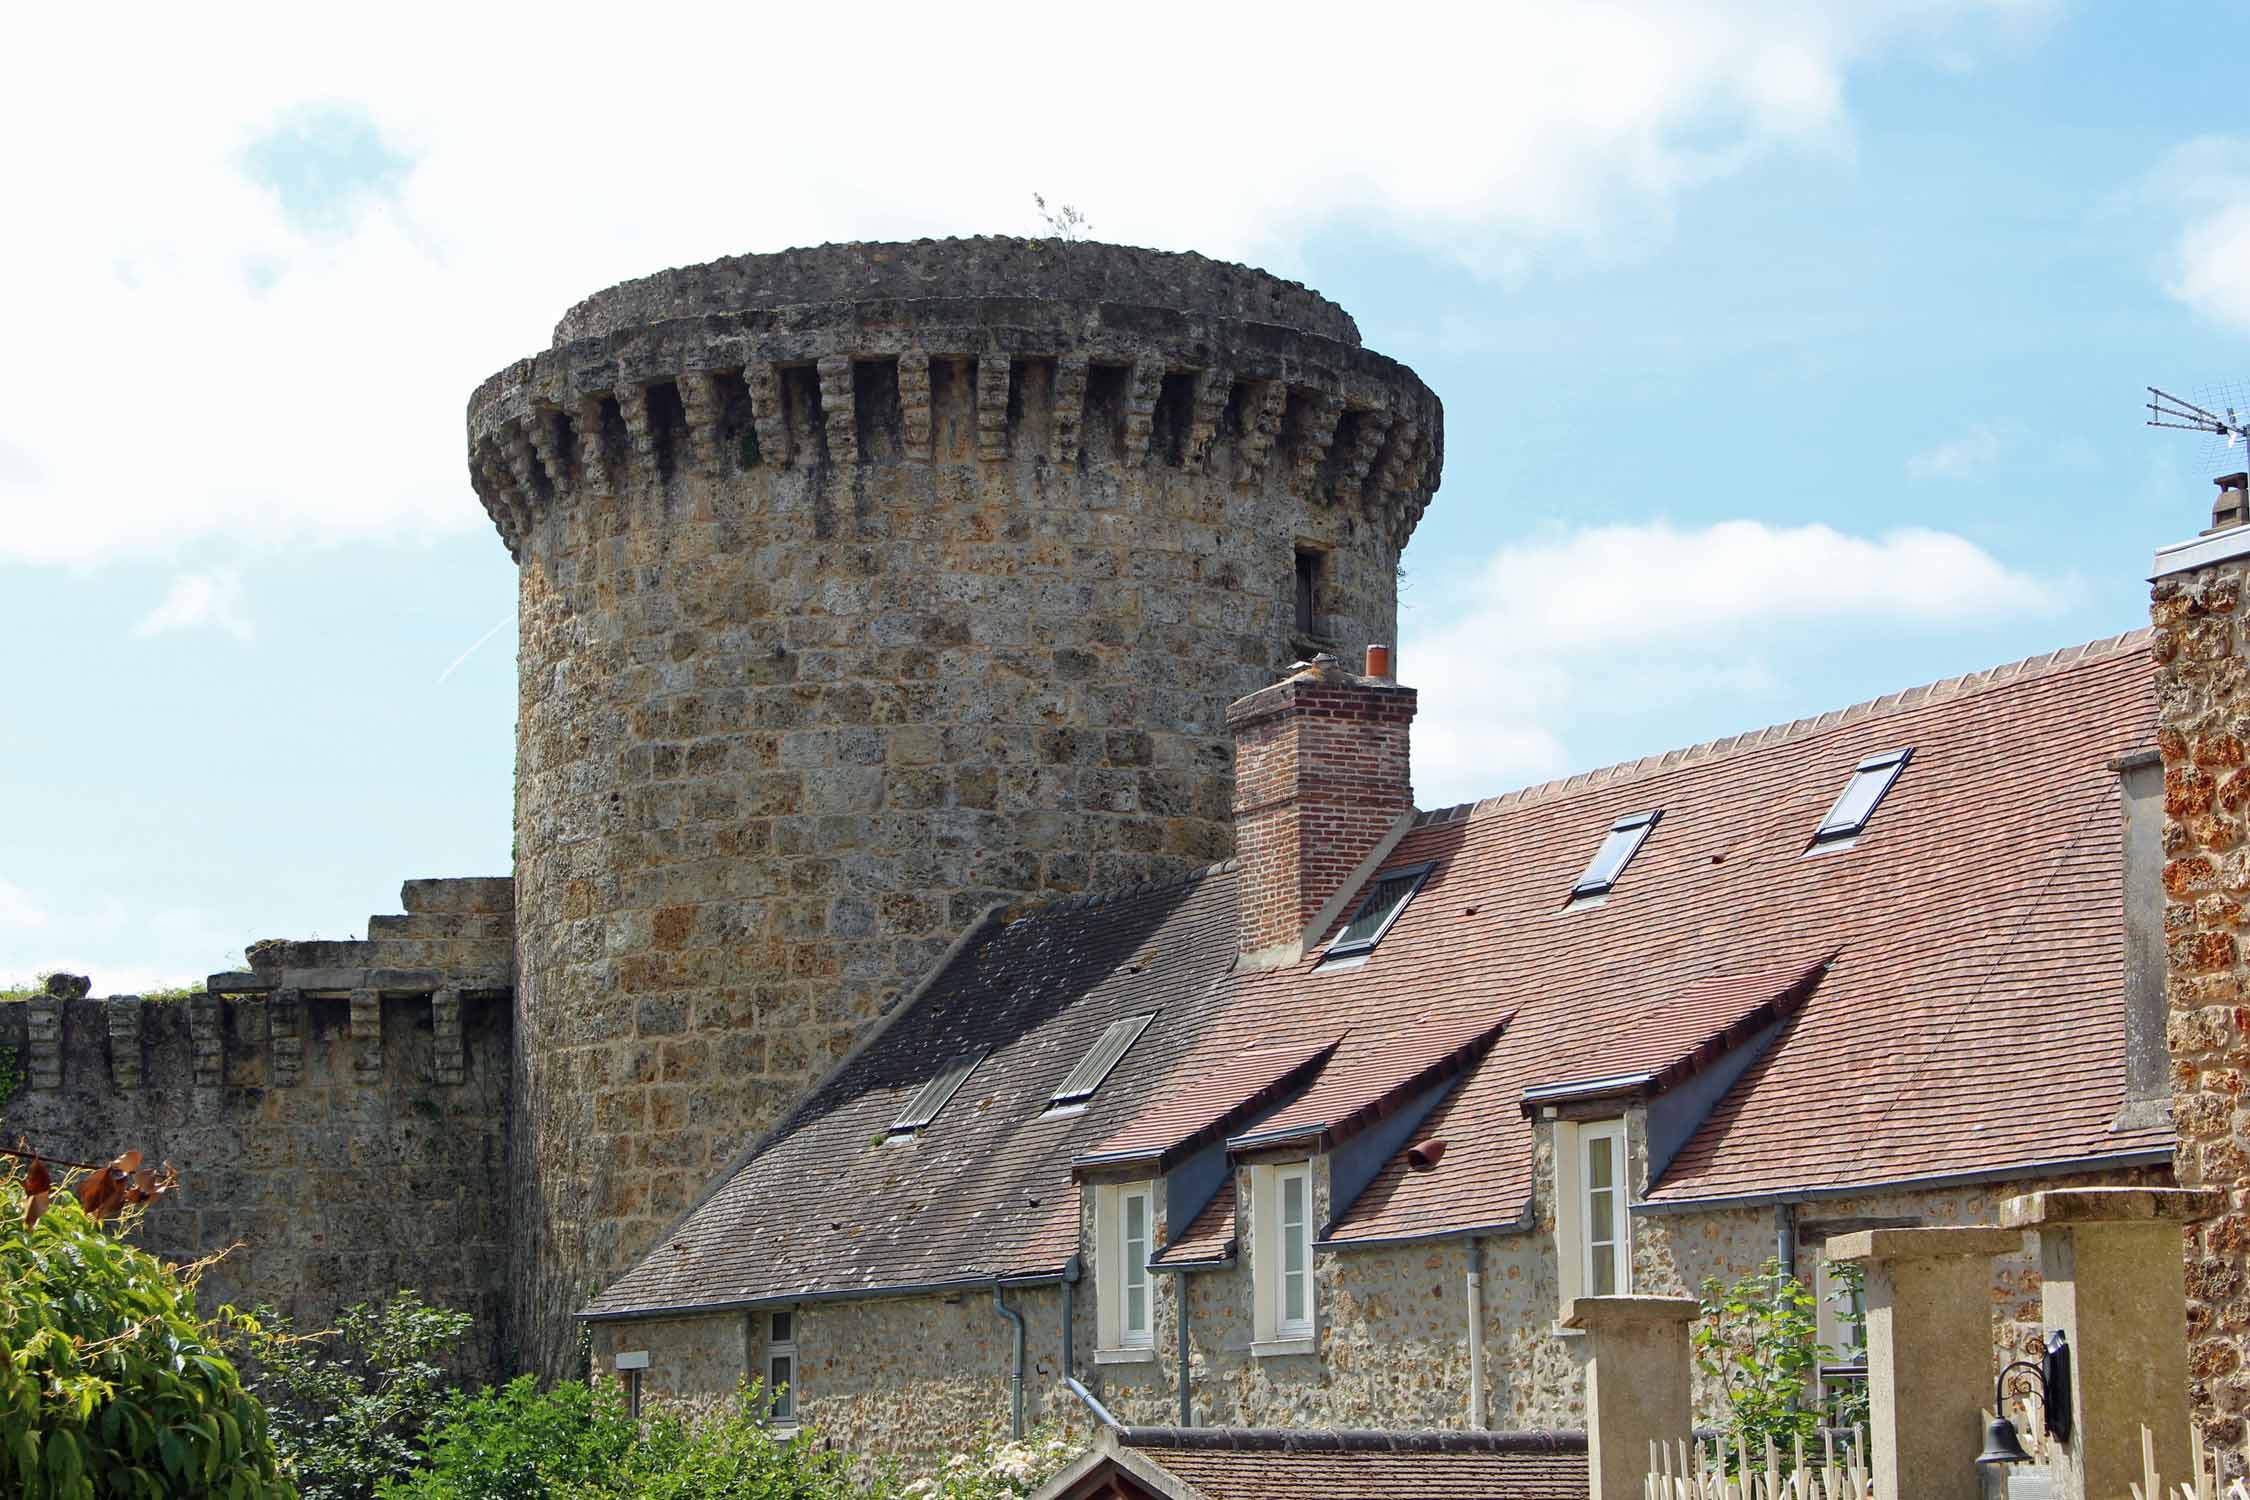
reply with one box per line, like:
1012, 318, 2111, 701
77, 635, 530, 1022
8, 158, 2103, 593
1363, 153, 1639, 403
1999, 1187, 2221, 1500
1566, 1294, 1701, 1500
1828, 1226, 2023, 1500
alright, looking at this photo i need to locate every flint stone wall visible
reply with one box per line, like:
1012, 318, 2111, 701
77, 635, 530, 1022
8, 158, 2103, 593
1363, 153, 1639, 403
2153, 555, 2250, 1442
476, 237, 1445, 1375
0, 877, 515, 1382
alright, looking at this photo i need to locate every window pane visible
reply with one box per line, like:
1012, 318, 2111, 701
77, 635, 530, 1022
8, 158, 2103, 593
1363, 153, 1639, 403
770, 1355, 793, 1418
1127, 1282, 1147, 1332
1591, 1244, 1616, 1297
1285, 1268, 1306, 1324
770, 1311, 792, 1343
1816, 751, 1910, 840
1573, 812, 1660, 897
1589, 1186, 1614, 1243
1588, 1135, 1613, 1191
1283, 1174, 1306, 1233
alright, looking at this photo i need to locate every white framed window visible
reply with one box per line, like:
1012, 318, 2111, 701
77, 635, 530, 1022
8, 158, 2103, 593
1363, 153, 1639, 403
1251, 1161, 1317, 1351
615, 1349, 648, 1420
1553, 1117, 1632, 1315
766, 1310, 798, 1423
1095, 1182, 1157, 1357
1580, 1119, 1628, 1297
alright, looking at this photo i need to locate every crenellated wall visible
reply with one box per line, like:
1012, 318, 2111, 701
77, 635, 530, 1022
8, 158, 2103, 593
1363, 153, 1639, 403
471, 237, 1447, 1376
0, 877, 515, 1382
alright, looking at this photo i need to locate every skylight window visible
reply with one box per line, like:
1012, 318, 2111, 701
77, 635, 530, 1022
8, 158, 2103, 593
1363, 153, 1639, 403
888, 1050, 986, 1138
1325, 862, 1434, 960
1570, 810, 1662, 901
1050, 1014, 1155, 1110
1812, 748, 1913, 846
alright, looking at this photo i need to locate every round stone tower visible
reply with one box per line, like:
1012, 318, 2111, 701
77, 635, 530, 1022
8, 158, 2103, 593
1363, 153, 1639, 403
467, 237, 1443, 1373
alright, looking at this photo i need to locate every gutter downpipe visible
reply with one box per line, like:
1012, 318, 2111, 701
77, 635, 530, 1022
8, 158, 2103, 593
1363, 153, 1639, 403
1060, 1255, 1079, 1388
1467, 1236, 1488, 1430
1065, 1376, 1120, 1429
1175, 1270, 1193, 1427
1776, 1202, 1797, 1280
992, 1281, 1026, 1440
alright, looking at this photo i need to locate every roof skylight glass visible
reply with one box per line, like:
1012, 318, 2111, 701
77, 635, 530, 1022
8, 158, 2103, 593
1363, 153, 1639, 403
1326, 862, 1434, 960
1813, 748, 1913, 845
888, 1050, 986, 1136
1570, 810, 1662, 900
1051, 1014, 1155, 1108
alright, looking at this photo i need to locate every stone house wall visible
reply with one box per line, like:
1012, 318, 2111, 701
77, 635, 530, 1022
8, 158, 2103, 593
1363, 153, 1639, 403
585, 1157, 2159, 1464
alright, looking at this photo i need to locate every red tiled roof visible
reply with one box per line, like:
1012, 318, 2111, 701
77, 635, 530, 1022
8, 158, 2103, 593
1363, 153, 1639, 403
1075, 1427, 1590, 1500
1078, 1035, 1342, 1171
1519, 955, 1832, 1101
1226, 1011, 1511, 1150
1223, 629, 2171, 1241
1149, 1177, 1236, 1267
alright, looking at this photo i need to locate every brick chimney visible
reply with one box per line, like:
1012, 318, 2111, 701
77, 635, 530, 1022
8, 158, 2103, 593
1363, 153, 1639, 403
2150, 469, 2250, 1441
1227, 647, 1417, 967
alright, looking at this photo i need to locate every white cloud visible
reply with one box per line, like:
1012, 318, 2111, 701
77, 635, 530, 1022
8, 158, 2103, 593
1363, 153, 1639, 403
1907, 423, 2005, 479
135, 570, 252, 640
0, 881, 49, 933
1401, 519, 2067, 805
0, 0, 2045, 564
2149, 136, 2250, 332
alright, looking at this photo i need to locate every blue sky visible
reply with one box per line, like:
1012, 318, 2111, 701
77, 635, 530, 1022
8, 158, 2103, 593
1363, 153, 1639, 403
4, 1, 2245, 989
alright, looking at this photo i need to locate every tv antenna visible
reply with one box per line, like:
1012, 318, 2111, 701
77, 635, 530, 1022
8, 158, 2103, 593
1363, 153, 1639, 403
2149, 385, 2250, 459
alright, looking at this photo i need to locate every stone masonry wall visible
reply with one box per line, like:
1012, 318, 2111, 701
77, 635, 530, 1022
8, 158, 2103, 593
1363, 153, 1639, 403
2152, 552, 2250, 1442
589, 1160, 2158, 1467
475, 238, 1445, 1375
0, 878, 515, 1382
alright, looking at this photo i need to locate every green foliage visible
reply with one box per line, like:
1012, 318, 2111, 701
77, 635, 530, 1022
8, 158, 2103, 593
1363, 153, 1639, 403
0, 1045, 19, 1108
376, 1378, 637, 1500
239, 1292, 474, 1500
380, 1379, 869, 1500
1819, 1260, 1870, 1438
1692, 1258, 1836, 1462
0, 1165, 290, 1499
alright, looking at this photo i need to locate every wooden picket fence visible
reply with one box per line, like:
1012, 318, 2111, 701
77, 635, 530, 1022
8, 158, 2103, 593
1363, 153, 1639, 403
1641, 1430, 1871, 1500
1643, 1403, 2250, 1500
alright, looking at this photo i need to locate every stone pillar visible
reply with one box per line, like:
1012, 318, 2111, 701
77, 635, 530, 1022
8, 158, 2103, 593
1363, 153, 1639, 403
1565, 1294, 1700, 1500
1999, 1187, 2221, 1500
1828, 1226, 2023, 1500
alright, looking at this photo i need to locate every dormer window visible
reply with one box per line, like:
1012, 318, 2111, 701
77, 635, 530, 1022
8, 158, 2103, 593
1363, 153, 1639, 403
1251, 1161, 1318, 1353
1811, 748, 1913, 849
1324, 862, 1434, 962
1047, 1014, 1155, 1116
1569, 811, 1661, 904
887, 1051, 985, 1140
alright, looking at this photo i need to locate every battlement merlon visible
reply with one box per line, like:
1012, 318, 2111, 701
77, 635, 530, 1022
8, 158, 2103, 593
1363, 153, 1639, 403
464, 237, 1445, 563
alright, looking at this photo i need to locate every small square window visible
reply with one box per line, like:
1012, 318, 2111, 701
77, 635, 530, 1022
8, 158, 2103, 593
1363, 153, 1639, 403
1325, 863, 1434, 960
1812, 749, 1913, 845
1570, 811, 1661, 901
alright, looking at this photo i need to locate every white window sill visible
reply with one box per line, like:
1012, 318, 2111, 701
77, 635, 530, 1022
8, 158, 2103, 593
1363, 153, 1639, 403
1251, 1337, 1316, 1359
1550, 1322, 1586, 1339
1094, 1345, 1158, 1365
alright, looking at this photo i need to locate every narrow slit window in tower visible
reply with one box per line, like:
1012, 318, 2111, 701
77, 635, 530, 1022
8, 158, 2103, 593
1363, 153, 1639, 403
1295, 548, 1324, 638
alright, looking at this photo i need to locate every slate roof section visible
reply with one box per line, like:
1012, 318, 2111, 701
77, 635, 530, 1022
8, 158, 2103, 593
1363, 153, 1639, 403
585, 864, 1242, 1318
1056, 1426, 1589, 1500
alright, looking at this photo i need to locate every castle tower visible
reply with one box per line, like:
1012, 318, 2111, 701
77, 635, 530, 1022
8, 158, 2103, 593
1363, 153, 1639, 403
467, 238, 1444, 1373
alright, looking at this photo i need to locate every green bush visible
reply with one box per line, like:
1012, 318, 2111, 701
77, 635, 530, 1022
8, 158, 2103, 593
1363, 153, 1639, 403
380, 1379, 871, 1500
0, 1162, 289, 1499
239, 1292, 474, 1500
1691, 1258, 1833, 1461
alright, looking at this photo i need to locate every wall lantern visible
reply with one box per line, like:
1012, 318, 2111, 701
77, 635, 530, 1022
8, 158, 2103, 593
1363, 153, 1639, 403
1976, 1330, 2072, 1467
